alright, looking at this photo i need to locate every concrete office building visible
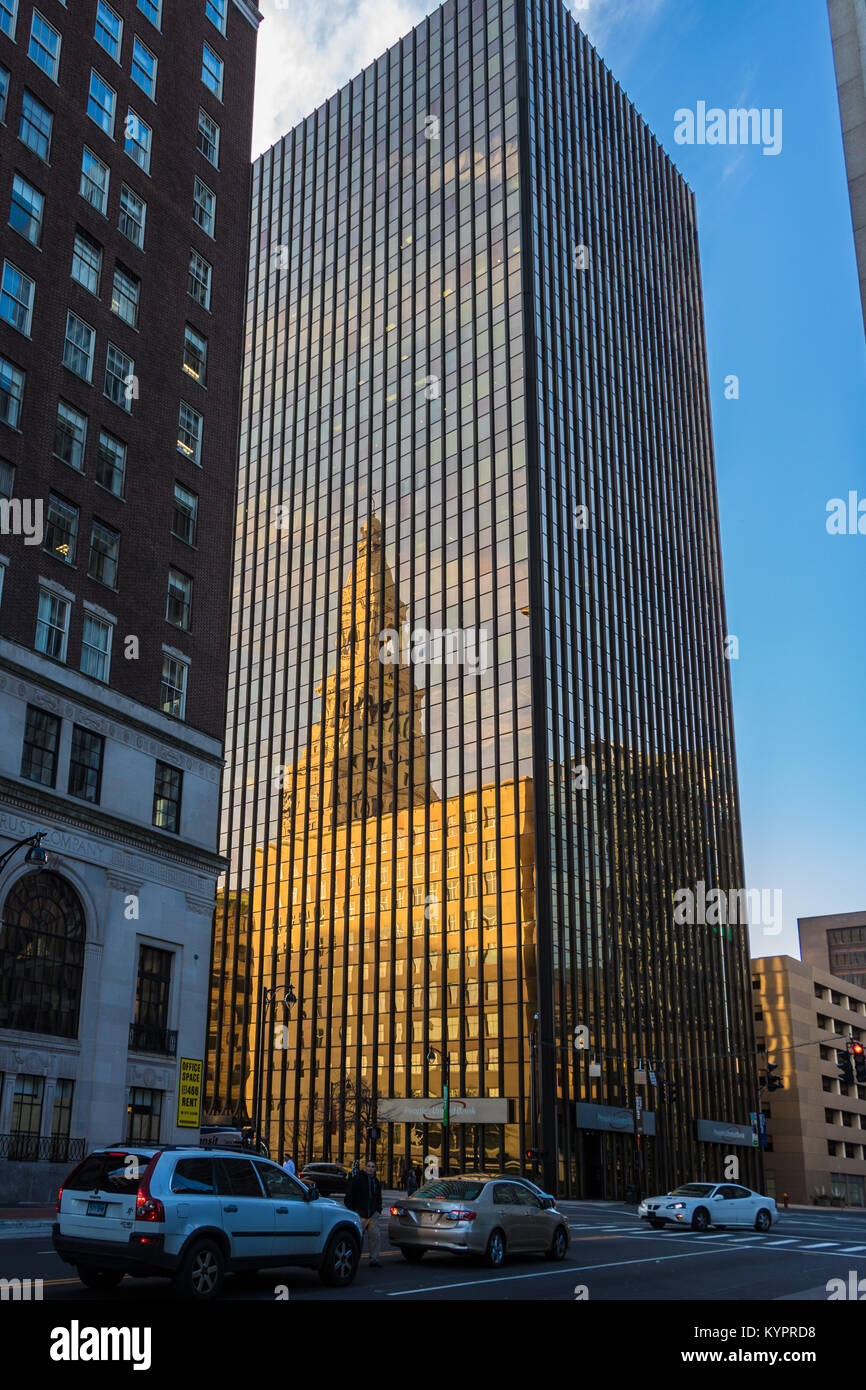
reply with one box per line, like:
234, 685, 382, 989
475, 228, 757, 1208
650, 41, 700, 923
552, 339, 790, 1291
210, 0, 759, 1198
753, 955, 866, 1207
799, 910, 866, 992
827, 0, 866, 335
0, 0, 259, 1199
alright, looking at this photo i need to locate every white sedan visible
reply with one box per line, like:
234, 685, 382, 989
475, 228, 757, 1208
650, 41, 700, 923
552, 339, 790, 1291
638, 1182, 778, 1232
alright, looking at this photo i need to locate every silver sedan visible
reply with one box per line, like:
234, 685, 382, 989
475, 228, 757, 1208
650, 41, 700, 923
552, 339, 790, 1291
388, 1175, 570, 1267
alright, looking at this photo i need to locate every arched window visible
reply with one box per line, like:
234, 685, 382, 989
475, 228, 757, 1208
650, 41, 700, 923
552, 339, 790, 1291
0, 871, 85, 1038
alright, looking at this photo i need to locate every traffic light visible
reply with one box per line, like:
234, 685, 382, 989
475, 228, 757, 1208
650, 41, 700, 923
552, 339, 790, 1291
765, 1062, 784, 1092
525, 1148, 539, 1164
837, 1050, 855, 1086
851, 1042, 866, 1084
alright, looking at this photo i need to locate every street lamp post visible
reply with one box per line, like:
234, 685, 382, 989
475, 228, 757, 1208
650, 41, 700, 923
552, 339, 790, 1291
426, 1045, 451, 1176
0, 831, 50, 877
251, 980, 296, 1152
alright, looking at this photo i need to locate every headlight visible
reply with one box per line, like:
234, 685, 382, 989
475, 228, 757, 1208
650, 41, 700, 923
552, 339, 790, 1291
666, 1202, 685, 1210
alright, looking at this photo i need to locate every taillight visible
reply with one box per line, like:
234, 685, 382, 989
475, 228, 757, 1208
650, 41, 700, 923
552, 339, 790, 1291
134, 1150, 165, 1223
56, 1185, 63, 1214
447, 1209, 477, 1222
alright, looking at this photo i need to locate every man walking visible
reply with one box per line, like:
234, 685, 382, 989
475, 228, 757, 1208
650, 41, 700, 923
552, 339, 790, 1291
282, 1154, 296, 1177
345, 1160, 383, 1267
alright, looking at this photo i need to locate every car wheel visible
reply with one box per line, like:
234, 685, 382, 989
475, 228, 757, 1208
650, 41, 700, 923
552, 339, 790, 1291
691, 1207, 710, 1232
318, 1230, 360, 1287
173, 1239, 225, 1301
545, 1226, 568, 1261
484, 1229, 506, 1268
649, 1219, 665, 1230
76, 1266, 124, 1290
400, 1247, 425, 1263
754, 1208, 772, 1233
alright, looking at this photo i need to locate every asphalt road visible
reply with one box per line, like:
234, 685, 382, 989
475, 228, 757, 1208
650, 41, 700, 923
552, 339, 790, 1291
5, 1202, 866, 1302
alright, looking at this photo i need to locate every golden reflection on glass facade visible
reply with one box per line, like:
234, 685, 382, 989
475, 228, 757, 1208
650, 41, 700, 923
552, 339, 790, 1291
207, 0, 760, 1198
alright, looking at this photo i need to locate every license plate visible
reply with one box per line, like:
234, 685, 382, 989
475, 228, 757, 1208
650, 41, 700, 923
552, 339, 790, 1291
419, 1212, 439, 1226
86, 1200, 107, 1217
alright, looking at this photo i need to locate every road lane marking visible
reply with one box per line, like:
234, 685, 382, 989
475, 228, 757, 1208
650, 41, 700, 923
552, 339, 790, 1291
386, 1244, 754, 1296
802, 1242, 837, 1249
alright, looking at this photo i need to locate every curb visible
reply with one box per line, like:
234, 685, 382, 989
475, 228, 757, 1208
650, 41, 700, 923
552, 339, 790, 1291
0, 1220, 55, 1239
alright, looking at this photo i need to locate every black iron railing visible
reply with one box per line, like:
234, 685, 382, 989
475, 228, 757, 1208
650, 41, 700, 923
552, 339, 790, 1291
128, 1022, 178, 1056
0, 1134, 86, 1163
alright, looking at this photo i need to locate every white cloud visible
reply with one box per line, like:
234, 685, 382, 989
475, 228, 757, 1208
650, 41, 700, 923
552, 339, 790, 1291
252, 0, 442, 157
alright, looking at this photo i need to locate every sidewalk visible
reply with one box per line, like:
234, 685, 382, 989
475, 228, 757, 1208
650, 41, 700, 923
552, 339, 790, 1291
0, 1203, 56, 1239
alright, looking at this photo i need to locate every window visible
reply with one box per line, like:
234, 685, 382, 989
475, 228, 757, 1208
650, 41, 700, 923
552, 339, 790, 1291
68, 724, 104, 802
88, 71, 116, 136
0, 356, 23, 427
88, 520, 119, 587
19, 91, 52, 159
80, 147, 109, 213
196, 108, 219, 166
0, 261, 33, 334
131, 38, 156, 98
80, 610, 112, 680
10, 1076, 43, 1160
182, 324, 207, 384
104, 343, 133, 410
0, 872, 85, 1041
94, 2, 122, 60
118, 183, 146, 247
0, 459, 12, 496
201, 44, 223, 99
171, 481, 197, 544
95, 428, 125, 495
71, 230, 102, 294
22, 703, 60, 783
124, 109, 151, 172
51, 1079, 74, 1159
187, 249, 211, 309
153, 760, 182, 833
192, 176, 215, 236
170, 1158, 215, 1194
0, 65, 9, 123
28, 12, 61, 82
177, 401, 202, 462
63, 311, 95, 381
10, 174, 44, 244
126, 1088, 162, 1144
111, 264, 139, 327
160, 653, 188, 718
136, 0, 161, 29
134, 944, 173, 1044
44, 494, 78, 563
0, 0, 16, 41
166, 568, 191, 629
206, 0, 227, 33
53, 401, 87, 471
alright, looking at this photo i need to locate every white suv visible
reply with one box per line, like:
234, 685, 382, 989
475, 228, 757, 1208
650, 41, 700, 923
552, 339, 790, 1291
53, 1146, 363, 1299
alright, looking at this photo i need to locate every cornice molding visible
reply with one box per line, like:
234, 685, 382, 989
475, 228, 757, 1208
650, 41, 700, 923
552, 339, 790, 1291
232, 0, 263, 30
0, 782, 227, 882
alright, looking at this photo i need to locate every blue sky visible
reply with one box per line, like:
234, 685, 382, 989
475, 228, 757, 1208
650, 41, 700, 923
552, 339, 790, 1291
252, 0, 866, 960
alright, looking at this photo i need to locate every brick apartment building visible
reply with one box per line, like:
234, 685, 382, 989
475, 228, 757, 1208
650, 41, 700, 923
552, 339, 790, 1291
0, 0, 259, 1199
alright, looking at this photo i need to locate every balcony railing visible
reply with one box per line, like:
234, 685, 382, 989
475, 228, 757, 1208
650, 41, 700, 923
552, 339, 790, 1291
128, 1022, 178, 1056
0, 1134, 86, 1163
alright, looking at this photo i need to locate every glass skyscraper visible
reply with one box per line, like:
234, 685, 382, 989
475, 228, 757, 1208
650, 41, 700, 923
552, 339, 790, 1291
208, 0, 761, 1198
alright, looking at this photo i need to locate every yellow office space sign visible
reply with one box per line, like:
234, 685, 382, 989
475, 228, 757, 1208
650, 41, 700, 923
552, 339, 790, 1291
177, 1058, 203, 1128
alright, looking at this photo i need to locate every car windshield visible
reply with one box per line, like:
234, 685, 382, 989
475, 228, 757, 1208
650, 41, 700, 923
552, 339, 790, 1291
418, 1179, 487, 1200
668, 1184, 716, 1197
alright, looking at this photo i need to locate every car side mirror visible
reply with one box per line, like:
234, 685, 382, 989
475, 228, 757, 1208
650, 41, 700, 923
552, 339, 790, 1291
305, 1183, 319, 1202
541, 1196, 555, 1209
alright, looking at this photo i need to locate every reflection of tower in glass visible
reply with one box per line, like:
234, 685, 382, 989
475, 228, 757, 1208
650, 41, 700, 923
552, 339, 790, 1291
283, 517, 437, 827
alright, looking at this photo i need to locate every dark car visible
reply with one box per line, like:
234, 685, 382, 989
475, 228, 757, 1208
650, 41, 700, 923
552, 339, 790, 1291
298, 1163, 351, 1197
